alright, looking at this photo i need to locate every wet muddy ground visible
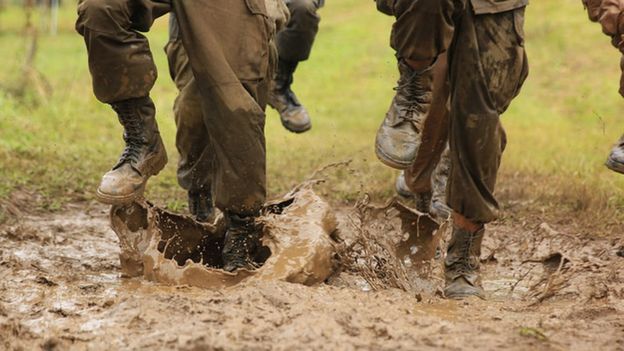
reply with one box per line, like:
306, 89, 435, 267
1, 197, 624, 350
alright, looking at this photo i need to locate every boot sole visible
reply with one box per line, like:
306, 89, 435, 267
95, 183, 145, 205
606, 158, 624, 174
375, 145, 413, 170
95, 152, 166, 206
444, 290, 486, 300
281, 120, 311, 134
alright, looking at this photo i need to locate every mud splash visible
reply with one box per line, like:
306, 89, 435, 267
109, 188, 338, 289
335, 197, 446, 295
2, 193, 624, 349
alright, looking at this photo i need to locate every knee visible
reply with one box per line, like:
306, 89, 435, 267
76, 0, 129, 33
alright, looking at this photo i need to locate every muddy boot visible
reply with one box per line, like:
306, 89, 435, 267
444, 227, 486, 300
395, 171, 413, 198
269, 59, 312, 133
188, 190, 214, 223
96, 97, 168, 205
430, 148, 451, 220
395, 171, 434, 214
375, 60, 433, 169
222, 214, 261, 272
606, 134, 624, 174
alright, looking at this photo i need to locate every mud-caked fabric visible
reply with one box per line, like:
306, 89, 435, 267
445, 7, 528, 223
75, 0, 171, 103
165, 32, 214, 194
76, 0, 273, 216
404, 54, 450, 194
391, 0, 528, 223
390, 0, 528, 63
277, 0, 323, 62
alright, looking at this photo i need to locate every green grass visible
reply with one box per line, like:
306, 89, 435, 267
0, 1, 623, 216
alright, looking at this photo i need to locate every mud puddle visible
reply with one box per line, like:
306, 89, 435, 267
1, 192, 624, 350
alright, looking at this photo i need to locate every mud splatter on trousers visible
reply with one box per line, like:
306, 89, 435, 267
391, 0, 529, 223
164, 0, 322, 193
75, 0, 273, 215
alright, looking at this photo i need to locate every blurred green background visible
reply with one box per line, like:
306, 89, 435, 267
0, 0, 622, 219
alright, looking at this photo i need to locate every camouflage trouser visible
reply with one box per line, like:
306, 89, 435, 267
165, 0, 321, 194
165, 31, 214, 194
392, 0, 529, 223
277, 0, 323, 62
76, 0, 273, 216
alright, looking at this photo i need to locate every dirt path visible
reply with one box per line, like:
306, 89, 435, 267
1, 200, 623, 350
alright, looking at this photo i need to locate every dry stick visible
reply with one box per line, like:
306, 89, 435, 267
509, 265, 534, 298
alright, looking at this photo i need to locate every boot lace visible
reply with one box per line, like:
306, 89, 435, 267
453, 232, 478, 275
113, 104, 146, 166
394, 70, 430, 126
223, 218, 260, 268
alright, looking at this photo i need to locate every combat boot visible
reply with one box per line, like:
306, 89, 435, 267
430, 148, 451, 220
96, 97, 168, 205
606, 134, 624, 174
395, 171, 432, 213
444, 226, 486, 300
269, 59, 312, 133
376, 60, 433, 169
188, 190, 214, 223
395, 171, 413, 198
396, 170, 450, 219
222, 214, 261, 272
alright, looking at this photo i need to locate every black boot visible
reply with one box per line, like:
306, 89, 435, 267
444, 226, 486, 299
188, 190, 214, 223
96, 97, 168, 205
375, 60, 433, 169
269, 59, 312, 133
222, 214, 261, 272
606, 134, 624, 174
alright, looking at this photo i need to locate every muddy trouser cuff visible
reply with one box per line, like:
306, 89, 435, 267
172, 0, 269, 216
277, 0, 321, 62
75, 0, 170, 104
445, 7, 528, 223
165, 39, 214, 193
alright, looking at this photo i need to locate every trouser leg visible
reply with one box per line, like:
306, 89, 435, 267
165, 17, 213, 193
76, 0, 170, 103
404, 53, 451, 193
277, 0, 321, 62
173, 0, 271, 216
446, 7, 528, 223
76, 0, 171, 204
391, 0, 460, 63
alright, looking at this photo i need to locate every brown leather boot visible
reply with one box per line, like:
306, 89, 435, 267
376, 60, 433, 169
96, 97, 168, 205
222, 214, 261, 272
269, 59, 312, 133
606, 134, 624, 174
444, 226, 486, 299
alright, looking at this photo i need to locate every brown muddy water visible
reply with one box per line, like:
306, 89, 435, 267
1, 189, 623, 350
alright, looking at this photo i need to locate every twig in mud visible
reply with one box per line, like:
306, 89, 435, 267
529, 253, 570, 305
336, 198, 414, 292
509, 266, 534, 297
